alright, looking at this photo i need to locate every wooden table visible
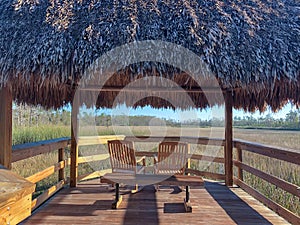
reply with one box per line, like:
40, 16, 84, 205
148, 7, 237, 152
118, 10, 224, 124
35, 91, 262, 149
100, 173, 204, 212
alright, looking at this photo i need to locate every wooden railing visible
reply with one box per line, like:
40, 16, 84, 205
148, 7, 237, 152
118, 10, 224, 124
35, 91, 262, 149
11, 135, 300, 224
12, 138, 71, 211
76, 135, 125, 181
233, 140, 300, 225
74, 135, 300, 224
76, 136, 227, 181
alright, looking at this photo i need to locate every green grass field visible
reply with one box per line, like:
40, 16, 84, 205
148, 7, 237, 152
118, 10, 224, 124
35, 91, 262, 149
11, 125, 300, 216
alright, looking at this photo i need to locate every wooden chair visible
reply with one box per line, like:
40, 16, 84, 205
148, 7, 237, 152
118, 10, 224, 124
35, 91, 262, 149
154, 141, 189, 191
107, 140, 145, 194
154, 141, 189, 175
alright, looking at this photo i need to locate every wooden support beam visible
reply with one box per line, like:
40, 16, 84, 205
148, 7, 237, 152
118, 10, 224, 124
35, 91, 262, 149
0, 87, 12, 169
225, 91, 233, 186
80, 85, 230, 93
70, 93, 79, 187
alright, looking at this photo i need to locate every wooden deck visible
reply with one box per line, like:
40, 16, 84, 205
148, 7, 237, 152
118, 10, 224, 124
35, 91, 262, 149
22, 179, 290, 225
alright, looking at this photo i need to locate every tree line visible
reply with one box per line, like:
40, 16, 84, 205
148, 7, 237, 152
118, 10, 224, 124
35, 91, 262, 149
180, 110, 300, 129
13, 104, 71, 127
233, 110, 300, 129
13, 104, 300, 130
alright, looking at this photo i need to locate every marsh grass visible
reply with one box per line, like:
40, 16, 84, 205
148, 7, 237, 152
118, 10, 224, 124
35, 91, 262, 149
232, 128, 300, 215
11, 125, 300, 216
13, 125, 70, 145
236, 150, 300, 215
12, 151, 61, 198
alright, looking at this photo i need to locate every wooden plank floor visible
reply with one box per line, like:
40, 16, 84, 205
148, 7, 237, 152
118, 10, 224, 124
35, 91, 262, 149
22, 180, 290, 225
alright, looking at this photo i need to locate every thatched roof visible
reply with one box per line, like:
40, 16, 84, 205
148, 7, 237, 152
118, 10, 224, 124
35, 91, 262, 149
0, 0, 299, 111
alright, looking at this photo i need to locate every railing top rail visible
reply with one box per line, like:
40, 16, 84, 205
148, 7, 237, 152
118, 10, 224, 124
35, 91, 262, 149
234, 139, 300, 165
13, 137, 71, 151
125, 136, 225, 146
234, 139, 300, 153
11, 135, 300, 165
12, 137, 71, 162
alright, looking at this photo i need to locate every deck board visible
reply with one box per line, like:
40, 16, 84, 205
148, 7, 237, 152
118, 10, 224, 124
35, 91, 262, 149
22, 180, 290, 225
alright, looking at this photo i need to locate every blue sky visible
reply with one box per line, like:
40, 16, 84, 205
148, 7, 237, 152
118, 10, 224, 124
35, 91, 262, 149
91, 102, 297, 122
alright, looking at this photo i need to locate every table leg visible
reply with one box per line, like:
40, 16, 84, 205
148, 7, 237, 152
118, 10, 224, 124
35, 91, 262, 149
184, 185, 192, 212
112, 183, 123, 209
186, 186, 189, 202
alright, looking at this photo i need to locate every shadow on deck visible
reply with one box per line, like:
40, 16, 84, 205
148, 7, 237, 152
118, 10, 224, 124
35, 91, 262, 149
21, 180, 289, 225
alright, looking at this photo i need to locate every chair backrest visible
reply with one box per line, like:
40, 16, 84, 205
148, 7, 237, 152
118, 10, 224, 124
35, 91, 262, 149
108, 140, 137, 174
157, 142, 189, 175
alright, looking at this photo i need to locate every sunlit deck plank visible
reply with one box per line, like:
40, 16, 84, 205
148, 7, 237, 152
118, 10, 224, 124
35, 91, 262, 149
21, 180, 290, 225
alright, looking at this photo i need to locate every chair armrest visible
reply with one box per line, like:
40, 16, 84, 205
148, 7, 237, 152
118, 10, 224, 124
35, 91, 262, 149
136, 156, 146, 174
137, 156, 146, 166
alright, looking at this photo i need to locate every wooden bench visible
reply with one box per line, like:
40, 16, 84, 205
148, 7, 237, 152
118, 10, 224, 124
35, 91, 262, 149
100, 173, 204, 212
0, 166, 36, 224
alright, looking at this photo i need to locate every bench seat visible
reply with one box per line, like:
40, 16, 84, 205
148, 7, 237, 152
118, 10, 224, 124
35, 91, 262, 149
100, 173, 204, 212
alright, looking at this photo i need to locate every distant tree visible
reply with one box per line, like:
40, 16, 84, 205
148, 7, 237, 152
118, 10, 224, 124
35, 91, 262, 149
264, 113, 274, 127
285, 110, 298, 128
61, 109, 71, 126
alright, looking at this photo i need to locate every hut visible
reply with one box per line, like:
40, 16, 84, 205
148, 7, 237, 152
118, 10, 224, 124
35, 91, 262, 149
0, 0, 299, 224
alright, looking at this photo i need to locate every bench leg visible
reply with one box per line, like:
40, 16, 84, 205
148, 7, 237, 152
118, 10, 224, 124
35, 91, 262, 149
112, 183, 123, 209
186, 186, 189, 202
184, 186, 192, 212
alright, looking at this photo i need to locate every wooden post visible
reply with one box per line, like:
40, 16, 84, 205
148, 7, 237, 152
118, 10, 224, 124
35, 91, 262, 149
70, 94, 79, 187
236, 146, 243, 181
185, 144, 190, 175
58, 148, 65, 181
225, 91, 233, 186
0, 87, 12, 169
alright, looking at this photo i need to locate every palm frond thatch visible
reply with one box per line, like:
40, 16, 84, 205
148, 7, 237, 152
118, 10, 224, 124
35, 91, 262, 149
0, 0, 299, 111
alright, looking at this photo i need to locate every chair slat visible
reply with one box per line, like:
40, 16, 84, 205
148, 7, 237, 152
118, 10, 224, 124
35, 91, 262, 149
157, 142, 189, 175
108, 140, 137, 173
